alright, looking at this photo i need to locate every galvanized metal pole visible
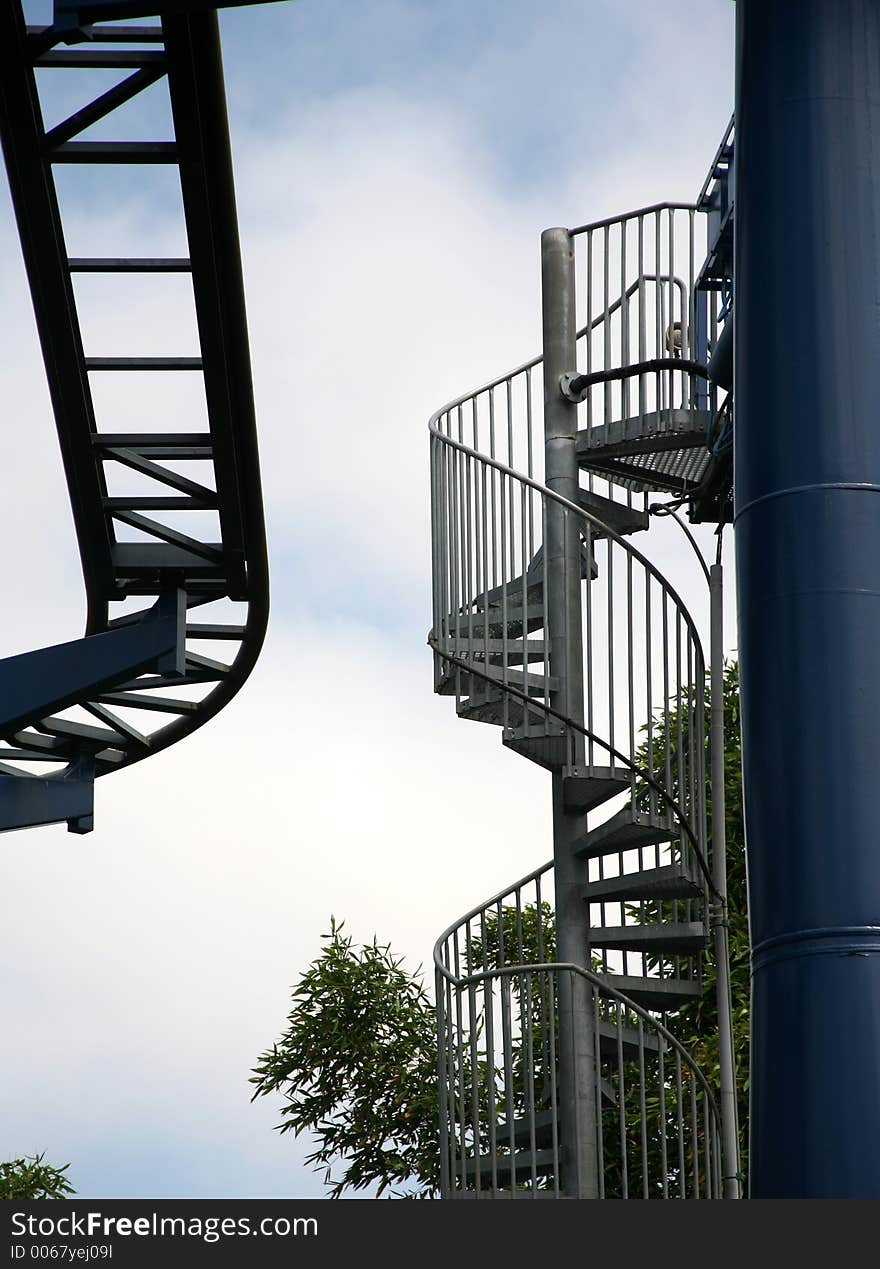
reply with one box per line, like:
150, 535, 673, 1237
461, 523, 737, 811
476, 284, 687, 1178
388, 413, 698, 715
541, 227, 599, 1199
736, 0, 880, 1196
709, 558, 741, 1199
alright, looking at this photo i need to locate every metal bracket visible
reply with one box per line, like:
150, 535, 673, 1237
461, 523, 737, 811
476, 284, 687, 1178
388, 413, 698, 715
560, 357, 710, 407
0, 590, 184, 834
0, 755, 95, 835
559, 371, 588, 404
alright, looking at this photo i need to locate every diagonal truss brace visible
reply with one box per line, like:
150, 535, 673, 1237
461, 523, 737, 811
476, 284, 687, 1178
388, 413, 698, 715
0, 590, 184, 834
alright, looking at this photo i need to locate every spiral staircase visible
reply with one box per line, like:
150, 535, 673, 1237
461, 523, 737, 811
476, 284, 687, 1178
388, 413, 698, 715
0, 2, 270, 832
429, 195, 736, 1197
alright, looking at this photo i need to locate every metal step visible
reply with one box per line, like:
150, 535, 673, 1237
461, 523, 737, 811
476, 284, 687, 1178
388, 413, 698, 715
562, 767, 632, 812
461, 1149, 557, 1183
446, 606, 546, 639
573, 805, 675, 859
588, 922, 706, 954
457, 689, 547, 730
576, 408, 712, 496
494, 1108, 557, 1151
478, 578, 544, 609
577, 408, 710, 458
447, 639, 548, 667
597, 1017, 661, 1061
479, 542, 597, 611
582, 861, 702, 904
503, 727, 569, 771
577, 487, 649, 539
437, 664, 556, 699
492, 1085, 619, 1156
600, 975, 701, 1013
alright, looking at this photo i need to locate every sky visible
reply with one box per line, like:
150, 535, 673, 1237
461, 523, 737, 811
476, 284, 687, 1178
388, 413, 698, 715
1, 0, 736, 1198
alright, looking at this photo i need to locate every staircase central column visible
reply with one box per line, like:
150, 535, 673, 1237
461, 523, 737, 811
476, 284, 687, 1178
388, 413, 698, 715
541, 227, 600, 1198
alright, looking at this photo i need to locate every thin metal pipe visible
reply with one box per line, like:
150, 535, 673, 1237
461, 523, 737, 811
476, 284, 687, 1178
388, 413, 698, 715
569, 201, 698, 237
638, 1019, 649, 1198
436, 963, 451, 1196
710, 557, 741, 1197
591, 992, 603, 1197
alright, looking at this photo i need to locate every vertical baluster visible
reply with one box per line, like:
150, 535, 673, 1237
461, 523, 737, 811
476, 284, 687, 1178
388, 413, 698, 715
646, 572, 655, 822
690, 1067, 700, 1198
544, 969, 559, 1196
638, 214, 647, 435
480, 909, 498, 1191
542, 497, 551, 742
658, 1035, 668, 1199
586, 228, 593, 435
481, 460, 490, 667
467, 977, 482, 1195
617, 1004, 628, 1198
603, 224, 611, 425
497, 900, 517, 1195
607, 535, 615, 760
594, 990, 606, 1198
515, 888, 537, 1195
621, 217, 630, 427
665, 200, 670, 413
675, 1049, 686, 1197
585, 519, 594, 766
453, 936, 467, 1193
436, 954, 450, 1195
638, 1018, 649, 1198
627, 542, 635, 771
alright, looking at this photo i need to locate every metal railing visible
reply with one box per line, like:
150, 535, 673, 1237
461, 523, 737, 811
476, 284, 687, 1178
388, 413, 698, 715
570, 204, 716, 464
434, 861, 722, 1199
428, 430, 709, 886
428, 203, 724, 1196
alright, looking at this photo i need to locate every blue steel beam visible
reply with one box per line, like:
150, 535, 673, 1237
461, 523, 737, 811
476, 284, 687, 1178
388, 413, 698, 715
0, 591, 184, 737
0, 758, 95, 835
736, 0, 880, 1197
0, 3, 270, 819
52, 0, 284, 29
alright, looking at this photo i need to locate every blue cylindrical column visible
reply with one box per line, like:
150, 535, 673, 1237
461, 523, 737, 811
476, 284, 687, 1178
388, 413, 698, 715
736, 0, 880, 1197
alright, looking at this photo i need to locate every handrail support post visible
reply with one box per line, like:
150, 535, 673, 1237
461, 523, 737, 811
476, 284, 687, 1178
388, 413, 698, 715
710, 559, 741, 1198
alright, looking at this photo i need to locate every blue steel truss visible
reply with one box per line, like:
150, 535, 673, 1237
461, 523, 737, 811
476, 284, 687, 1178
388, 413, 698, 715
0, 2, 274, 832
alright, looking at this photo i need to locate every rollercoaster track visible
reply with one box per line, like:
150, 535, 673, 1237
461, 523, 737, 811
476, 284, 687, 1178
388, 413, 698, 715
0, 4, 269, 791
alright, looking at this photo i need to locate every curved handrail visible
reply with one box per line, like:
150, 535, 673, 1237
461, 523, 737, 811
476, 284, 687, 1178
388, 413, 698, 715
568, 201, 699, 237
438, 956, 720, 1113
429, 204, 711, 877
433, 845, 716, 1103
430, 428, 710, 894
433, 852, 722, 1199
429, 638, 713, 894
428, 425, 706, 658
430, 200, 721, 1200
433, 857, 554, 963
